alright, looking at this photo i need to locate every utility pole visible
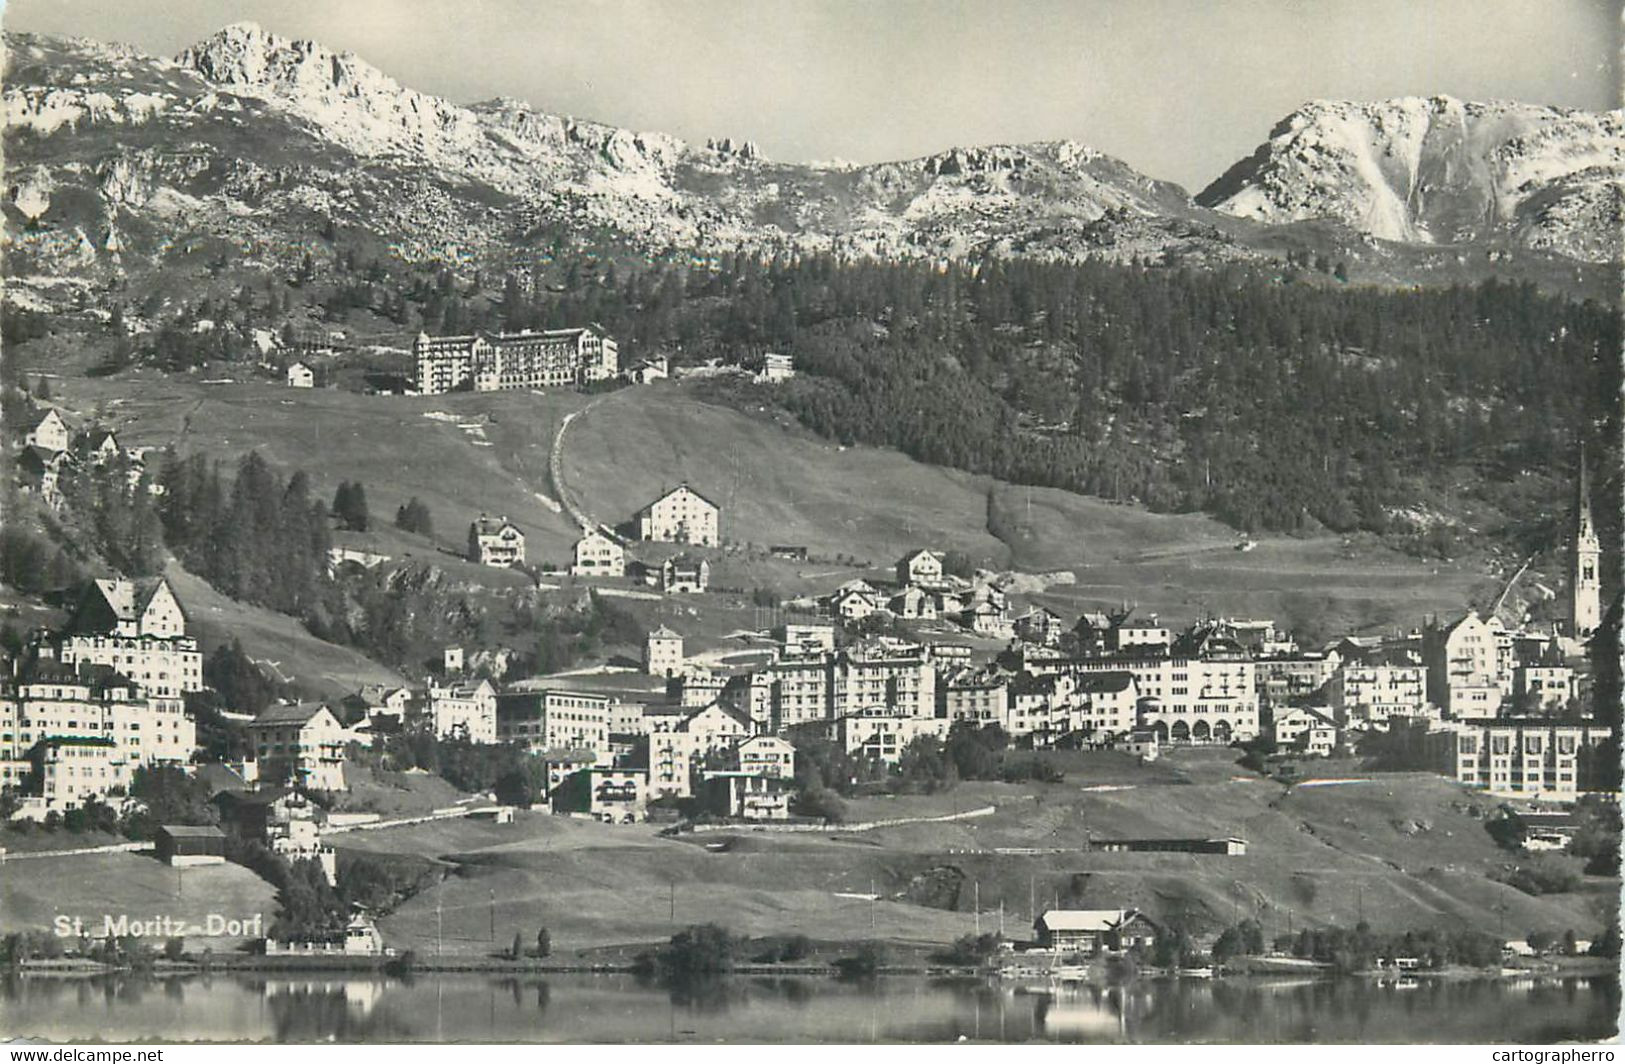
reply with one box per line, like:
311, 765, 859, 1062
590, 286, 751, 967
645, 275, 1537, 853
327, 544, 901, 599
1030, 876, 1036, 922
489, 889, 496, 942
974, 881, 981, 935
436, 890, 443, 959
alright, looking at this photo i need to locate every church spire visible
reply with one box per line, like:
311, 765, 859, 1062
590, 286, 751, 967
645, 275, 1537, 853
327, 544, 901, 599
1571, 444, 1601, 638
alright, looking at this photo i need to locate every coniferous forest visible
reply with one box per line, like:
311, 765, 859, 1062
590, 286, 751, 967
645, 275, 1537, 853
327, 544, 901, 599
485, 256, 1620, 539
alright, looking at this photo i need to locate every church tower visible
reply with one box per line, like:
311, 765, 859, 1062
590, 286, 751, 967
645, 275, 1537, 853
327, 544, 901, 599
1571, 450, 1601, 638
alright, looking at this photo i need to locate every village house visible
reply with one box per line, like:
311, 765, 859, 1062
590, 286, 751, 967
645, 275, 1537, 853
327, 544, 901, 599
571, 528, 625, 577
468, 514, 526, 567
28, 737, 126, 810
286, 362, 315, 388
78, 428, 121, 463
1069, 608, 1131, 656
1034, 909, 1160, 956
553, 766, 648, 823
18, 445, 66, 509
1007, 672, 1080, 745
829, 583, 885, 621
940, 667, 1010, 726
889, 585, 938, 620
647, 702, 753, 798
638, 484, 721, 547
645, 625, 686, 678
781, 622, 836, 658
661, 554, 710, 594
624, 355, 670, 384
1012, 607, 1065, 648
895, 549, 945, 588
734, 734, 796, 777
1513, 661, 1577, 712
246, 702, 349, 792
700, 771, 794, 820
1326, 658, 1426, 730
964, 599, 1013, 639
1253, 650, 1341, 707
836, 706, 947, 765
23, 409, 69, 453
1423, 611, 1508, 720
413, 327, 618, 395
1111, 616, 1173, 653
1072, 671, 1140, 743
428, 679, 498, 744
757, 352, 795, 383
1272, 706, 1341, 757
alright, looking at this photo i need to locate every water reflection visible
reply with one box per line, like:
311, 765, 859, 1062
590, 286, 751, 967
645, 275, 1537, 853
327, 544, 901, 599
0, 971, 1616, 1043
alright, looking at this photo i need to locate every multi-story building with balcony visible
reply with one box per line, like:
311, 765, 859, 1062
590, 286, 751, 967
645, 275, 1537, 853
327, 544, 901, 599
413, 327, 618, 395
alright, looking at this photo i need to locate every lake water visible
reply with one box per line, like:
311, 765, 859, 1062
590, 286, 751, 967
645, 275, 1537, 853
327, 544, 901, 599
3, 971, 1618, 1043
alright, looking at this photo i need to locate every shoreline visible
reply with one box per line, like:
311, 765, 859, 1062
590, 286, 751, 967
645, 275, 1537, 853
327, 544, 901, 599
12, 955, 1617, 981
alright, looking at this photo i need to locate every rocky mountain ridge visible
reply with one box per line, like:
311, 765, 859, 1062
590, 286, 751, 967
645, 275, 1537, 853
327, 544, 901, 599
1198, 95, 1622, 262
3, 22, 1619, 314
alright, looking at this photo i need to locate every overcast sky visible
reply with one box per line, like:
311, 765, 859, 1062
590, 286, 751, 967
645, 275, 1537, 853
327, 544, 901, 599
4, 0, 1618, 190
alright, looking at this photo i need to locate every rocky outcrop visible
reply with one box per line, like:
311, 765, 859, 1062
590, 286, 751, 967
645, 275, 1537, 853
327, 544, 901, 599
1198, 96, 1624, 261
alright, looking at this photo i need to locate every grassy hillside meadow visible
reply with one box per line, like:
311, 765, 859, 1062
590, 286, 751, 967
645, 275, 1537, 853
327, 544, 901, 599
44, 369, 1494, 646
0, 851, 277, 950
332, 750, 1614, 957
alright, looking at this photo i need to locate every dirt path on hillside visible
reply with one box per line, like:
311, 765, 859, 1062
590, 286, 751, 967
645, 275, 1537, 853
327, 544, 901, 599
549, 389, 635, 540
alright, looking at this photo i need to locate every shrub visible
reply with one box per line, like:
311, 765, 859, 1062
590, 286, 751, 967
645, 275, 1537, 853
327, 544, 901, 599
833, 941, 887, 979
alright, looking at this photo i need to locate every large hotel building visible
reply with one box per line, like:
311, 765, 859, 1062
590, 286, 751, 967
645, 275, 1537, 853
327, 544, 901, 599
414, 327, 618, 395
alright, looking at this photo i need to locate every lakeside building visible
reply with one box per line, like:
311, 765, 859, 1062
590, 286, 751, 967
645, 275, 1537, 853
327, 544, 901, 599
1034, 909, 1160, 956
413, 327, 618, 395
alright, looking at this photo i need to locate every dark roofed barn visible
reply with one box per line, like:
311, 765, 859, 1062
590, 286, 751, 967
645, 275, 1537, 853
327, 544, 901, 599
155, 824, 228, 867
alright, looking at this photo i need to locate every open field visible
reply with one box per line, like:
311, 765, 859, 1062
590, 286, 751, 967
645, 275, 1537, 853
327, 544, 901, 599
0, 851, 277, 951
331, 751, 1614, 957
